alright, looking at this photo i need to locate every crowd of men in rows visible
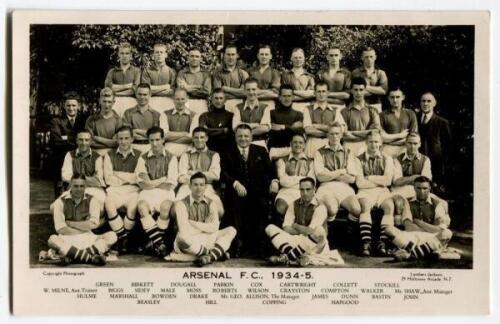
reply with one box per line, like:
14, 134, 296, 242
40, 42, 454, 266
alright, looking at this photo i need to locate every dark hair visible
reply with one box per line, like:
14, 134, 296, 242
279, 84, 294, 94
326, 45, 341, 53
351, 77, 367, 87
192, 126, 208, 136
63, 91, 81, 104
388, 85, 405, 94
328, 121, 344, 131
362, 46, 376, 53
147, 126, 164, 138
115, 125, 133, 137
211, 87, 225, 96
244, 77, 259, 87
414, 176, 432, 186
315, 81, 329, 90
257, 44, 272, 52
224, 44, 238, 53
136, 83, 151, 92
76, 129, 92, 137
71, 173, 86, 181
299, 177, 316, 187
190, 171, 207, 184
291, 133, 306, 142
235, 123, 252, 133
406, 132, 421, 142
366, 129, 382, 140
189, 47, 202, 53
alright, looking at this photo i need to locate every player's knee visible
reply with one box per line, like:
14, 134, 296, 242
326, 198, 339, 216
311, 227, 326, 243
224, 226, 237, 239
383, 225, 397, 237
265, 224, 279, 237
275, 199, 288, 215
137, 200, 148, 214
48, 234, 58, 246
176, 234, 191, 251
439, 228, 453, 241
102, 231, 118, 245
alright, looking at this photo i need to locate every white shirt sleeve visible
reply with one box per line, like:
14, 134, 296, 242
61, 152, 73, 183
282, 202, 295, 227
204, 152, 221, 183
94, 155, 105, 187
52, 198, 66, 232
159, 113, 170, 132
178, 152, 189, 181
308, 204, 327, 229
167, 156, 179, 187
393, 158, 403, 182
134, 156, 148, 183
232, 109, 242, 130
421, 157, 432, 180
260, 107, 271, 127
302, 108, 312, 128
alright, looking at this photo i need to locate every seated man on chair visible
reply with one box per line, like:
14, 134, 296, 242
265, 177, 328, 266
313, 122, 361, 223
61, 129, 106, 207
103, 126, 142, 254
274, 134, 315, 221
45, 174, 117, 266
172, 172, 237, 266
353, 130, 394, 257
176, 126, 224, 217
134, 126, 178, 258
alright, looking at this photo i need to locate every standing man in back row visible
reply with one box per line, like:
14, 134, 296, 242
316, 46, 351, 109
122, 83, 161, 153
212, 44, 249, 112
176, 48, 212, 114
352, 47, 388, 113
105, 42, 140, 97
379, 86, 418, 157
141, 43, 177, 113
247, 44, 280, 108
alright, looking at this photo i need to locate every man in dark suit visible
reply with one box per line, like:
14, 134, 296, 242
418, 92, 451, 189
221, 124, 277, 258
49, 91, 86, 196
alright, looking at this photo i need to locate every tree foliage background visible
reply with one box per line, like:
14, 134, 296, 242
30, 24, 474, 229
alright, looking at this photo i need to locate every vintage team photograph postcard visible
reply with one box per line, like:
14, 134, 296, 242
12, 10, 490, 315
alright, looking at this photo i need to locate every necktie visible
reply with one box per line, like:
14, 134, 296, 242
69, 118, 75, 127
241, 148, 248, 161
421, 113, 428, 124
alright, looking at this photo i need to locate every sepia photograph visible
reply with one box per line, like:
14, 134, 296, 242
28, 23, 473, 269
12, 10, 490, 316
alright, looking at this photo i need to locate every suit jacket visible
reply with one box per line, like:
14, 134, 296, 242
221, 144, 276, 195
417, 112, 451, 178
50, 113, 87, 149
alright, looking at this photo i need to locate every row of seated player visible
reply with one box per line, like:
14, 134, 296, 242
43, 172, 451, 267
43, 123, 451, 265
